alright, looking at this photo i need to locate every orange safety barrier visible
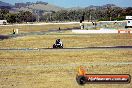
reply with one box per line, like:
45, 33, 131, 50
118, 30, 131, 34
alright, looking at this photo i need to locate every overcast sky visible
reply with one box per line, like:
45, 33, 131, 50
1, 0, 132, 8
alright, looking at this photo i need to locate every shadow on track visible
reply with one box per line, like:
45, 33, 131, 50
86, 46, 132, 49
0, 46, 132, 51
0, 27, 80, 40
0, 35, 10, 40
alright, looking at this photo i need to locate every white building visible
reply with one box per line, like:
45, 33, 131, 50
126, 16, 132, 28
0, 20, 7, 25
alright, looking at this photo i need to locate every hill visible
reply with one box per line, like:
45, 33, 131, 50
85, 4, 119, 10
0, 1, 12, 9
0, 1, 124, 13
13, 1, 64, 12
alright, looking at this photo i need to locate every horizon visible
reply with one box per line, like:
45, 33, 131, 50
0, 0, 132, 8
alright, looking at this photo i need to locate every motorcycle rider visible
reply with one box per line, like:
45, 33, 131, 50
55, 39, 63, 46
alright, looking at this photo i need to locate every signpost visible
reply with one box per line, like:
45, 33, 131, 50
125, 16, 132, 28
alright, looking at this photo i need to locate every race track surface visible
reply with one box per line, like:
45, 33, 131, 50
0, 46, 132, 51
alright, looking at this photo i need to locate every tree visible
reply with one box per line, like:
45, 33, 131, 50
123, 7, 132, 16
5, 13, 17, 23
0, 9, 9, 20
18, 11, 35, 22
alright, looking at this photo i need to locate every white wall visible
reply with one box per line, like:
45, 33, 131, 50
126, 16, 132, 27
0, 20, 7, 25
126, 16, 132, 19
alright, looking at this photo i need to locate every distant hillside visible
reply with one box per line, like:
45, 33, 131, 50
13, 1, 64, 12
1, 1, 131, 23
0, 1, 124, 12
0, 1, 12, 9
0, 1, 125, 16
27, 3, 64, 12
103, 4, 117, 8
67, 7, 83, 10
85, 4, 119, 10
67, 4, 120, 10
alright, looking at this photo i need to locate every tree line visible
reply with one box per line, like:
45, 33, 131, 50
0, 7, 132, 23
43, 7, 132, 22
0, 9, 36, 23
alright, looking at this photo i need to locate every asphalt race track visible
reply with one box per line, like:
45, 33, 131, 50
0, 46, 132, 51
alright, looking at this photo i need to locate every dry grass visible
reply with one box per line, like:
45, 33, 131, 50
0, 34, 132, 48
0, 50, 132, 88
0, 23, 132, 88
0, 24, 79, 34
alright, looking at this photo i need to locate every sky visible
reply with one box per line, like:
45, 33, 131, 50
1, 0, 132, 8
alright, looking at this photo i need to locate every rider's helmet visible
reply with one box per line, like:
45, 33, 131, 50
58, 39, 60, 42
56, 39, 60, 44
